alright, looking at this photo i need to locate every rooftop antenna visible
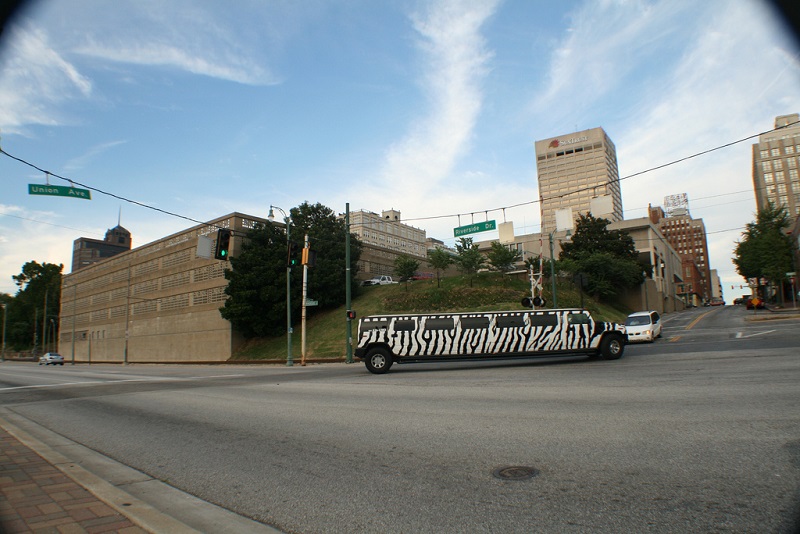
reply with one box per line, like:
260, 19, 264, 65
117, 206, 122, 227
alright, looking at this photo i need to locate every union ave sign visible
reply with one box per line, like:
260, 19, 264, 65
454, 220, 496, 237
28, 184, 92, 200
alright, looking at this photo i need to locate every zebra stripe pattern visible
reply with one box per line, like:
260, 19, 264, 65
357, 310, 621, 360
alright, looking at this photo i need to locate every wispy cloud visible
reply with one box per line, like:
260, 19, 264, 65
70, 1, 281, 86
0, 25, 92, 133
376, 0, 500, 192
531, 1, 689, 123
75, 39, 279, 86
63, 140, 128, 171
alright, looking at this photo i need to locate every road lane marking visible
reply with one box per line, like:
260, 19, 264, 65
735, 330, 776, 339
0, 374, 245, 392
685, 310, 714, 330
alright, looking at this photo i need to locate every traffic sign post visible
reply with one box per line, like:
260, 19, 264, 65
454, 220, 496, 237
28, 184, 91, 199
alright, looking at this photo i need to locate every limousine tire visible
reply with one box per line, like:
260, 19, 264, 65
364, 347, 393, 374
600, 334, 624, 360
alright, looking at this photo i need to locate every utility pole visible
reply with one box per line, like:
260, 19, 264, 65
301, 234, 309, 366
345, 203, 353, 363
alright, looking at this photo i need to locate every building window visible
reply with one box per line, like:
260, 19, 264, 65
775, 159, 783, 170
762, 161, 772, 172
765, 173, 774, 184
787, 145, 795, 154
771, 148, 781, 156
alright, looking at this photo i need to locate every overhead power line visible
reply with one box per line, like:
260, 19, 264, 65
402, 120, 799, 224
1, 120, 797, 230
0, 147, 213, 228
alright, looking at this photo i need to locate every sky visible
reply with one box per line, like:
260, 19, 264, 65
1, 0, 799, 299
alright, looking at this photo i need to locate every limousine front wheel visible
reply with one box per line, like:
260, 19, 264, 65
365, 347, 393, 374
600, 334, 624, 360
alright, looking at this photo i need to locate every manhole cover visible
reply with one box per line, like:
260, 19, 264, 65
492, 466, 539, 480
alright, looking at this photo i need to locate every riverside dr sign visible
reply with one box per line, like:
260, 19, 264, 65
454, 220, 496, 237
28, 184, 91, 200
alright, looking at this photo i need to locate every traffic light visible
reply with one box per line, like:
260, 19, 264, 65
287, 241, 300, 267
214, 229, 232, 260
301, 248, 317, 267
346, 310, 356, 320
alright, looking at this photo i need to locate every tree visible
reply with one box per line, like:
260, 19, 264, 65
558, 214, 646, 300
427, 247, 453, 288
454, 237, 485, 287
394, 254, 420, 291
733, 203, 794, 301
486, 241, 522, 273
290, 202, 363, 308
221, 202, 362, 338
220, 220, 288, 337
9, 261, 63, 351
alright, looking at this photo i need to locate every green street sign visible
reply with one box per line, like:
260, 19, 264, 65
454, 220, 496, 237
28, 184, 91, 200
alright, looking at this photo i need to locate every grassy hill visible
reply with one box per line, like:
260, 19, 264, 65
230, 272, 631, 362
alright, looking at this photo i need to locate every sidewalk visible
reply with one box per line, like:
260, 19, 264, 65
0, 427, 146, 533
0, 411, 280, 534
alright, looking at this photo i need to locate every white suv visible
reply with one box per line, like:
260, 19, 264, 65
625, 311, 662, 343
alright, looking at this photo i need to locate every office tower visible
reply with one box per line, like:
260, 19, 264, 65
752, 113, 800, 217
535, 127, 623, 233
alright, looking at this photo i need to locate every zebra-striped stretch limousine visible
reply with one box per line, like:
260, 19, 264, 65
354, 309, 627, 374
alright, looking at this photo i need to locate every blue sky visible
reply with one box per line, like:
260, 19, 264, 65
1, 0, 799, 298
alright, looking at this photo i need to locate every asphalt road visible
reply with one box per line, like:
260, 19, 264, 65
1, 305, 799, 533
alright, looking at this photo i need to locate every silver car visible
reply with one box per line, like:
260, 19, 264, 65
39, 352, 65, 365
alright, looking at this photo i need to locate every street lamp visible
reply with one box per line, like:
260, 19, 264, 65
268, 205, 293, 366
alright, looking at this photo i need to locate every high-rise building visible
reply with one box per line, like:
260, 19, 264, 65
649, 202, 712, 305
752, 113, 800, 217
535, 127, 623, 233
71, 224, 132, 272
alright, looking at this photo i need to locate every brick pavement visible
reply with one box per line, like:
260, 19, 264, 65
0, 427, 147, 534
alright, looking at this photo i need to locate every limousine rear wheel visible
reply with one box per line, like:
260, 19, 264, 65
365, 347, 393, 374
600, 334, 624, 360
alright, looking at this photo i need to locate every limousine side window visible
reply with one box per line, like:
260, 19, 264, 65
424, 318, 455, 331
460, 317, 490, 330
360, 320, 389, 335
496, 315, 526, 328
394, 319, 417, 332
567, 313, 590, 325
529, 314, 558, 327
